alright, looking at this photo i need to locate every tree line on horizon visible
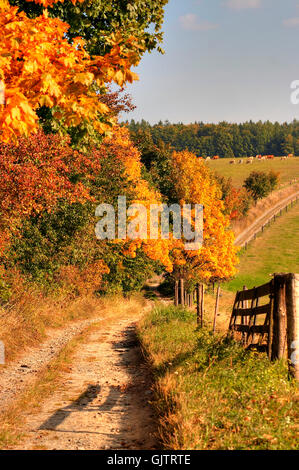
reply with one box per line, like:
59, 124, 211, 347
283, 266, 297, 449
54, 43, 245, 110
127, 119, 299, 158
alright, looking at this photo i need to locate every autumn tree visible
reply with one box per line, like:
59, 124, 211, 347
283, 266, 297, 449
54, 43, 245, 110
128, 134, 239, 284
169, 150, 238, 284
3, 0, 168, 145
10, 0, 169, 57
0, 0, 141, 144
215, 174, 252, 220
0, 130, 93, 274
95, 126, 174, 274
243, 171, 280, 204
0, 0, 174, 297
3, 128, 174, 294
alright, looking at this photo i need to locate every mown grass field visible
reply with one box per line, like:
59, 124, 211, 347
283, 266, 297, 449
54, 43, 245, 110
207, 157, 299, 187
138, 305, 299, 450
226, 202, 299, 292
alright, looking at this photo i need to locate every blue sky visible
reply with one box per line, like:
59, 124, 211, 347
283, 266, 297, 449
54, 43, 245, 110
124, 0, 299, 124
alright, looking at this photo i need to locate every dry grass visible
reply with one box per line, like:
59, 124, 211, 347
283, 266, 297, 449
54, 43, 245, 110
202, 288, 235, 333
0, 287, 146, 364
232, 184, 299, 237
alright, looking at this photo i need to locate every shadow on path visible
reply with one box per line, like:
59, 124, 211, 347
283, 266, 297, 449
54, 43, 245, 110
37, 322, 159, 449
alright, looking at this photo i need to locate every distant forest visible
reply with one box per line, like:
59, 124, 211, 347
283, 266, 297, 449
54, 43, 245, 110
127, 119, 299, 158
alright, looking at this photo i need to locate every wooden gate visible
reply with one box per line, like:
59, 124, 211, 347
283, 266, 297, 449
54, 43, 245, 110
229, 280, 274, 357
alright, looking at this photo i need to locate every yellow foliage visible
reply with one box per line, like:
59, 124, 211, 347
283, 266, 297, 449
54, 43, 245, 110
0, 2, 141, 142
102, 127, 174, 272
170, 150, 239, 282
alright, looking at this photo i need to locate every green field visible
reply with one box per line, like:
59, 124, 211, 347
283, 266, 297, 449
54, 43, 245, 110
226, 203, 299, 292
207, 157, 299, 187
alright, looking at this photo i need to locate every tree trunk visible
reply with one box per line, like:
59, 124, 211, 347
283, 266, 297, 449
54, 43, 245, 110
213, 285, 221, 334
180, 278, 184, 307
272, 274, 288, 360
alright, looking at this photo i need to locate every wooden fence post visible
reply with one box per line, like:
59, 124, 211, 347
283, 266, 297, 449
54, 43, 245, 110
196, 283, 201, 326
175, 280, 179, 306
272, 274, 288, 360
285, 274, 299, 381
180, 278, 184, 307
268, 280, 275, 360
201, 284, 205, 328
213, 284, 221, 334
241, 286, 248, 343
243, 286, 248, 325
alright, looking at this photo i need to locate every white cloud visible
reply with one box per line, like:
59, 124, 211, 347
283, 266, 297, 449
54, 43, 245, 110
179, 14, 218, 32
283, 17, 299, 27
225, 0, 261, 9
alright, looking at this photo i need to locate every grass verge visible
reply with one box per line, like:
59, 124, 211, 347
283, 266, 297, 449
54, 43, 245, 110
138, 304, 299, 450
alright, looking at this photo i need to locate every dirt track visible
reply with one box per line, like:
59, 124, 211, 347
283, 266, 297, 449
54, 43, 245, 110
0, 317, 104, 417
5, 311, 158, 450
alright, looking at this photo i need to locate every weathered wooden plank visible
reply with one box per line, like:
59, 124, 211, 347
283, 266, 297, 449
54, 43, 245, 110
229, 293, 240, 329
231, 324, 249, 333
237, 282, 272, 301
237, 288, 256, 301
255, 281, 273, 298
250, 325, 269, 334
232, 324, 269, 334
232, 303, 272, 317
